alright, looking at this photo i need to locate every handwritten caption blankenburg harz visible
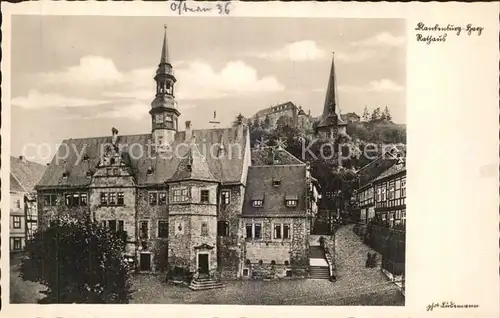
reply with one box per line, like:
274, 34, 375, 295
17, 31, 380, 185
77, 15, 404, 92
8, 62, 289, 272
415, 22, 484, 45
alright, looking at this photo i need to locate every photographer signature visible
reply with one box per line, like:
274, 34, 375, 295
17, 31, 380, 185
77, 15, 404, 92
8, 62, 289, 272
426, 301, 479, 311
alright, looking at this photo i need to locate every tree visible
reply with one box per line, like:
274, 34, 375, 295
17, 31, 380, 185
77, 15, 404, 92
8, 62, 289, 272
253, 117, 261, 129
21, 219, 132, 304
371, 107, 381, 121
383, 106, 392, 121
231, 113, 245, 127
362, 106, 370, 122
262, 115, 271, 130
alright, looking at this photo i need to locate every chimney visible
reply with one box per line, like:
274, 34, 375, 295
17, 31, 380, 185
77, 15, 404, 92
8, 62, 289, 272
18, 155, 27, 163
185, 121, 192, 141
236, 116, 244, 141
111, 127, 119, 145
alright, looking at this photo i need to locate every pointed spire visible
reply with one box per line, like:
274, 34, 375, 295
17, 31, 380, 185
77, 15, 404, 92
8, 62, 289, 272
160, 25, 170, 65
322, 52, 338, 118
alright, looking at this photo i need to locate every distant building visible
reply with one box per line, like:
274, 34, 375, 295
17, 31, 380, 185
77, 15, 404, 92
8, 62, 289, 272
36, 28, 320, 282
373, 161, 406, 227
10, 156, 46, 252
340, 112, 361, 124
252, 101, 313, 132
315, 53, 347, 139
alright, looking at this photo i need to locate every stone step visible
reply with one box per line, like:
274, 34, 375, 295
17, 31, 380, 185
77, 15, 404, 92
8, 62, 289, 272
189, 280, 225, 291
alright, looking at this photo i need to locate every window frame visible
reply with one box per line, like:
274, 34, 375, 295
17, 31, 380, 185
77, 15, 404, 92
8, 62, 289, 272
139, 220, 149, 240
221, 190, 231, 205
217, 220, 229, 237
157, 220, 169, 238
285, 200, 298, 207
13, 216, 22, 229
200, 190, 210, 203
158, 191, 167, 205
252, 200, 263, 208
13, 237, 22, 251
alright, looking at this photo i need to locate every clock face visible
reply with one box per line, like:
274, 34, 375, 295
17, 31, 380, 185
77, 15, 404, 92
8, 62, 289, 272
155, 114, 164, 123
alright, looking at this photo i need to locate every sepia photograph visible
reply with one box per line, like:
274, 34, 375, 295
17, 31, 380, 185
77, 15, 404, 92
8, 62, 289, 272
8, 15, 406, 305
2, 2, 499, 318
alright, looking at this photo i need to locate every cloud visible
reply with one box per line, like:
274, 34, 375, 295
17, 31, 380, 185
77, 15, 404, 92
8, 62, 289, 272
251, 40, 327, 61
32, 55, 284, 103
11, 89, 109, 109
95, 103, 150, 120
39, 56, 123, 86
338, 79, 404, 93
351, 32, 405, 47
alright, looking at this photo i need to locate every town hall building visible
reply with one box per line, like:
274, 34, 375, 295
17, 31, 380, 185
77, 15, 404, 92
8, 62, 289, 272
35, 28, 321, 282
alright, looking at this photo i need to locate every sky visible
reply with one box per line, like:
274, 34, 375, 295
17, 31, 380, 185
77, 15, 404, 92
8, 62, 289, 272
10, 16, 406, 163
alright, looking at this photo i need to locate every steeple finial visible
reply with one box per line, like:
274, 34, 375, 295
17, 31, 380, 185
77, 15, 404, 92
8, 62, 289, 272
160, 25, 170, 65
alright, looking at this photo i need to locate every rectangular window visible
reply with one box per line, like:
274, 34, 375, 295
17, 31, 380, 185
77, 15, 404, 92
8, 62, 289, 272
113, 168, 120, 176
117, 192, 124, 205
158, 192, 167, 205
273, 180, 281, 187
80, 193, 88, 206
274, 224, 282, 239
118, 220, 124, 232
13, 216, 22, 229
401, 179, 406, 197
217, 220, 229, 237
172, 188, 189, 203
106, 167, 112, 175
140, 221, 149, 239
72, 193, 80, 206
201, 222, 208, 236
100, 193, 108, 206
283, 224, 290, 239
402, 210, 406, 224
200, 190, 210, 203
254, 223, 262, 239
108, 192, 117, 205
245, 223, 253, 239
149, 192, 158, 205
65, 194, 72, 206
381, 188, 386, 201
108, 220, 117, 232
376, 188, 381, 202
13, 238, 22, 251
286, 200, 297, 207
158, 221, 169, 238
16, 200, 21, 209
252, 200, 263, 207
221, 190, 230, 205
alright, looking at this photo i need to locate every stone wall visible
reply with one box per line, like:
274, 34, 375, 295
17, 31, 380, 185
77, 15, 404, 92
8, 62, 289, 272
37, 190, 91, 229
136, 187, 169, 271
168, 181, 218, 274
217, 184, 244, 279
242, 216, 309, 274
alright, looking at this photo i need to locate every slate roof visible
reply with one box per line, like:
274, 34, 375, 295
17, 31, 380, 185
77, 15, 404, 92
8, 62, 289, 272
357, 147, 405, 187
374, 162, 406, 183
250, 147, 303, 166
242, 164, 307, 217
10, 156, 47, 192
168, 139, 218, 183
37, 127, 248, 189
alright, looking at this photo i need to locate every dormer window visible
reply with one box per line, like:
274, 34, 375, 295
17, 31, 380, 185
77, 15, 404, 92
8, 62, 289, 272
83, 154, 90, 161
285, 194, 298, 207
252, 200, 263, 208
86, 171, 92, 178
251, 193, 264, 207
272, 180, 281, 187
62, 172, 69, 180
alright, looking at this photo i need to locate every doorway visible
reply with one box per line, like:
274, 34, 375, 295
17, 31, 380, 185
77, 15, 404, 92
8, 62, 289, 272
197, 253, 209, 276
140, 253, 151, 271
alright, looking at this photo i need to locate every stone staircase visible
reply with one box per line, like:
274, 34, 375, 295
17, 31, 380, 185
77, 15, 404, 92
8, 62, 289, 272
188, 277, 225, 291
310, 265, 331, 279
309, 245, 331, 280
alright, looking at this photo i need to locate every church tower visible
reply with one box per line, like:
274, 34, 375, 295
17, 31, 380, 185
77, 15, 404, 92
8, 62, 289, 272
150, 26, 180, 146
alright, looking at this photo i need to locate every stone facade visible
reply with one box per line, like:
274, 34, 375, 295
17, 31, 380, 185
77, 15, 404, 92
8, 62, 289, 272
35, 28, 320, 282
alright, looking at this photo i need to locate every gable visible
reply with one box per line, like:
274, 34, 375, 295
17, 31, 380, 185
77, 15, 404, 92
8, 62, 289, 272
243, 165, 307, 216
